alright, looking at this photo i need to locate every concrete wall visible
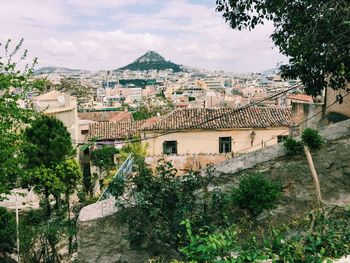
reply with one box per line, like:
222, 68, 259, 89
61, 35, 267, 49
291, 102, 324, 136
326, 83, 350, 119
145, 154, 228, 175
143, 127, 289, 156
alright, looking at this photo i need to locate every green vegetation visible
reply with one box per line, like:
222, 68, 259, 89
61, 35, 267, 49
284, 128, 325, 155
120, 60, 182, 72
301, 128, 325, 151
22, 116, 77, 216
119, 79, 157, 87
284, 137, 304, 155
232, 173, 282, 216
91, 146, 118, 174
0, 39, 38, 198
91, 145, 118, 190
0, 207, 16, 255
132, 97, 174, 120
180, 207, 350, 262
216, 0, 350, 96
23, 115, 74, 168
284, 129, 325, 205
110, 154, 350, 262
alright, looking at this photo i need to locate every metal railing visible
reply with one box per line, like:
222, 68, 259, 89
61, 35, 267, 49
98, 153, 134, 202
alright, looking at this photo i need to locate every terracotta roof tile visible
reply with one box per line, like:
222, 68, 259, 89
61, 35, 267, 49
78, 111, 132, 122
287, 94, 313, 102
141, 107, 291, 131
89, 117, 159, 140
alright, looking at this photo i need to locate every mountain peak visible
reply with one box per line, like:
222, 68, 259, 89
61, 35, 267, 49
135, 51, 166, 63
118, 51, 182, 72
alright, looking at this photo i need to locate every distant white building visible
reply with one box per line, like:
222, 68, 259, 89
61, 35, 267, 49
129, 86, 142, 102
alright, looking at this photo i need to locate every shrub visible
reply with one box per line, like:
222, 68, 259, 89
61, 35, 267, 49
0, 207, 16, 254
232, 173, 282, 216
91, 146, 118, 172
283, 137, 303, 155
301, 128, 325, 150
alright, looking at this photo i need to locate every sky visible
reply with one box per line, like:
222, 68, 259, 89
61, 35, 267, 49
0, 0, 287, 73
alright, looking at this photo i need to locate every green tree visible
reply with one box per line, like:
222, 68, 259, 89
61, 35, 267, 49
23, 115, 74, 215
91, 145, 118, 175
23, 115, 74, 168
0, 207, 16, 255
232, 173, 282, 216
0, 39, 38, 198
55, 159, 82, 216
216, 0, 350, 96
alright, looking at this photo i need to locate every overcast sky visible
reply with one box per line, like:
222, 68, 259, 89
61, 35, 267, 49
0, 0, 287, 72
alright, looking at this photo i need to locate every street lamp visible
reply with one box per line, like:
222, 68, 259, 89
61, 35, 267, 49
250, 131, 256, 146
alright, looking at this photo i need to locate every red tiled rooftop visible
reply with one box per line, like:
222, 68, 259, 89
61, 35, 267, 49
287, 94, 313, 102
89, 117, 159, 140
141, 107, 292, 131
78, 111, 132, 122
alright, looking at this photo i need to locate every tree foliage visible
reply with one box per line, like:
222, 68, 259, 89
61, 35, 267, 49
0, 39, 38, 197
23, 115, 74, 168
22, 115, 76, 215
91, 145, 118, 173
232, 173, 282, 216
55, 159, 82, 197
0, 207, 16, 255
216, 0, 350, 96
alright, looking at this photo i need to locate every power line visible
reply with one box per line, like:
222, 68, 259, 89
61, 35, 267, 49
231, 91, 350, 155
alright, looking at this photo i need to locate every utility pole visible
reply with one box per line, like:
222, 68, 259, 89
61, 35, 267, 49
15, 193, 20, 263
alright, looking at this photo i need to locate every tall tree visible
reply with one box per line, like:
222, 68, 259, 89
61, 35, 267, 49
0, 39, 38, 198
23, 115, 74, 215
216, 0, 350, 96
23, 115, 74, 168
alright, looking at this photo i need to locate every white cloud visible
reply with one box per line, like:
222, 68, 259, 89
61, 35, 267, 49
0, 0, 286, 72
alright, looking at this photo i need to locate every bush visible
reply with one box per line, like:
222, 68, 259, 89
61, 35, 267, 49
0, 207, 16, 254
232, 173, 282, 216
301, 128, 325, 150
91, 146, 118, 172
283, 137, 304, 155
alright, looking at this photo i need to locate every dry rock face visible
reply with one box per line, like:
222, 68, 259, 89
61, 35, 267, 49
78, 199, 151, 263
77, 119, 350, 262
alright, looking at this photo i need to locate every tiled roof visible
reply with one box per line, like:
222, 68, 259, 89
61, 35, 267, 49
287, 94, 313, 102
78, 111, 132, 122
141, 107, 291, 131
89, 117, 159, 140
32, 90, 62, 101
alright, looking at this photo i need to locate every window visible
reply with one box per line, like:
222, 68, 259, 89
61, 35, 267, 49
163, 141, 177, 154
219, 137, 232, 153
277, 135, 288, 143
81, 129, 89, 135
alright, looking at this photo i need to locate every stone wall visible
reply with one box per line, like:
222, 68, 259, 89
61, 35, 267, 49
207, 119, 350, 224
77, 198, 151, 263
145, 153, 228, 175
291, 101, 324, 136
77, 119, 350, 262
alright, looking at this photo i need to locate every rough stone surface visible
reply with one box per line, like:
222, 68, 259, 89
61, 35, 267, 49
207, 119, 350, 225
78, 207, 151, 263
145, 153, 228, 175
